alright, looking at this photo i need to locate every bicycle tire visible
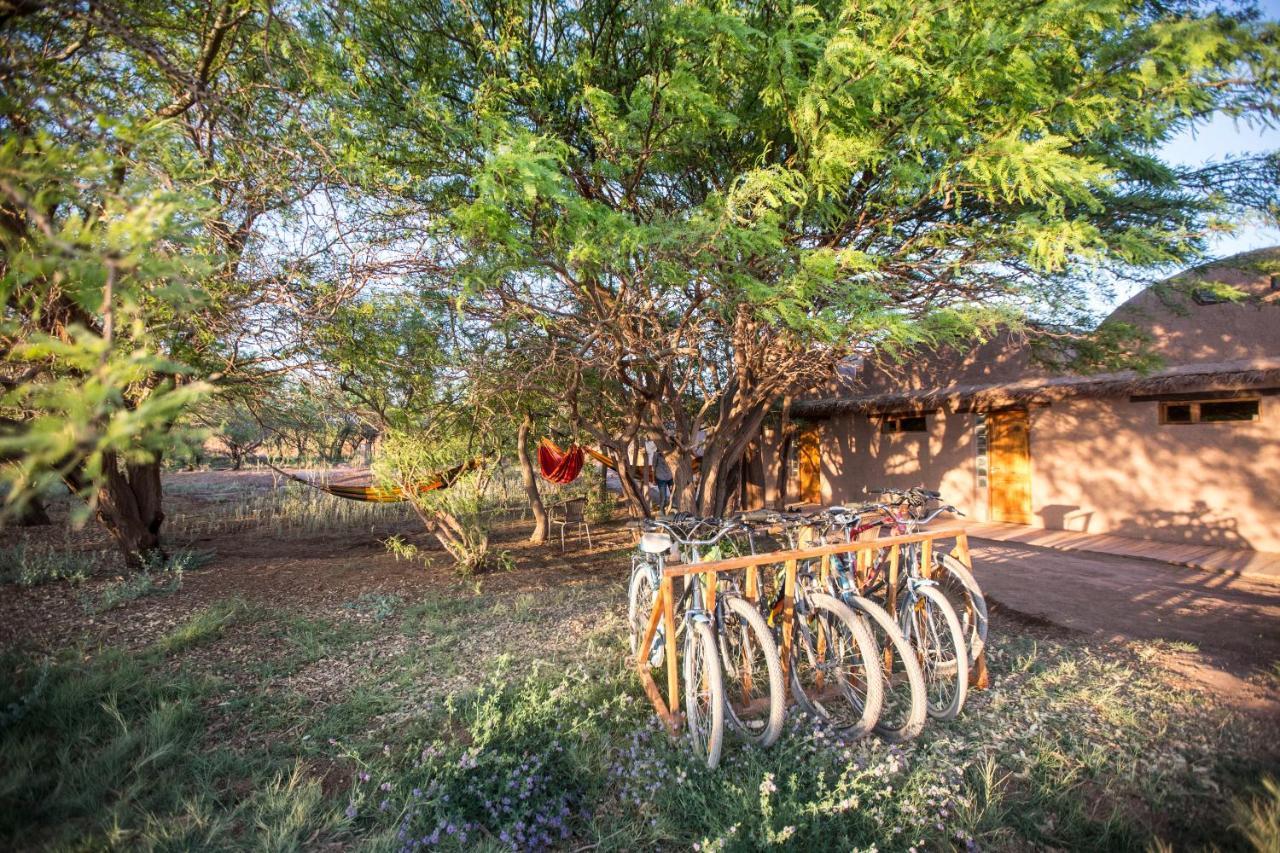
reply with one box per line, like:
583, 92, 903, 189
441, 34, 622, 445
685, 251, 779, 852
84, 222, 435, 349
841, 593, 927, 743
628, 565, 664, 668
684, 619, 725, 769
717, 593, 786, 748
903, 584, 969, 720
788, 592, 884, 740
935, 553, 988, 665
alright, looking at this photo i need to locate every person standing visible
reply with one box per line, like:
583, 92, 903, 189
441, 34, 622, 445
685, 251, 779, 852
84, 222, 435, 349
648, 441, 674, 512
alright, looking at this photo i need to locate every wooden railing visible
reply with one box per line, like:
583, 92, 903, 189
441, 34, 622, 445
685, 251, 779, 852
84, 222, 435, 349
634, 527, 984, 735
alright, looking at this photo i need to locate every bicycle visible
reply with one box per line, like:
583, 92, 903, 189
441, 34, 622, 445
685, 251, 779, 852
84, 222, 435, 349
831, 494, 969, 721
758, 508, 928, 742
873, 488, 989, 668
626, 516, 785, 767
738, 509, 886, 741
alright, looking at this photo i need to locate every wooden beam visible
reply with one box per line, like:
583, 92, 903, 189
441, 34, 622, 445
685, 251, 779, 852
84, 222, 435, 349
659, 527, 968, 578
1129, 388, 1276, 403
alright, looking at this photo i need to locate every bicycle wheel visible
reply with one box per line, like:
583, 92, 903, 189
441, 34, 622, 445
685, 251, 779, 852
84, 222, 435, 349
934, 553, 988, 666
627, 563, 664, 668
788, 592, 884, 740
683, 619, 725, 769
717, 594, 785, 748
841, 593, 927, 743
902, 584, 969, 720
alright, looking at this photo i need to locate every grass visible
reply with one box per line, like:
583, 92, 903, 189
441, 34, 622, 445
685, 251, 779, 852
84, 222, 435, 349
77, 550, 210, 615
157, 598, 256, 655
0, 540, 111, 586
164, 482, 417, 542
0, 567, 1275, 850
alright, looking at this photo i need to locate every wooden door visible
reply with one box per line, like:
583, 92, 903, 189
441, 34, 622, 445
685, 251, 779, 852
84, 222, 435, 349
988, 409, 1032, 524
797, 425, 822, 505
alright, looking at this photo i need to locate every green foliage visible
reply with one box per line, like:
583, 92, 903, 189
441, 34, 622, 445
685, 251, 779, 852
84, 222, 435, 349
327, 0, 1280, 514
374, 432, 498, 574
342, 592, 405, 621
0, 133, 216, 514
382, 535, 422, 562
0, 645, 347, 850
585, 487, 619, 526
0, 0, 350, 531
1235, 776, 1280, 853
157, 598, 255, 655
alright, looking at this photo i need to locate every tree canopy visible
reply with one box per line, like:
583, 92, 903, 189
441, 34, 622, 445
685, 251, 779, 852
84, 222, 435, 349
331, 0, 1280, 512
2, 0, 1278, 555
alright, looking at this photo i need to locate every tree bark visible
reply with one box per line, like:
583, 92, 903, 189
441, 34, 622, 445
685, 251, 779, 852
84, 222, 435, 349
81, 453, 167, 568
517, 413, 549, 543
770, 396, 796, 510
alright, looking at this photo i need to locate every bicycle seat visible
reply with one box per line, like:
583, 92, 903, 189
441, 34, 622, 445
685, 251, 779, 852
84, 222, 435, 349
640, 531, 673, 554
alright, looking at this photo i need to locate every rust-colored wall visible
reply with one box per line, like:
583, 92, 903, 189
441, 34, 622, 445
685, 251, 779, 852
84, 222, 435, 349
813, 397, 1280, 553
790, 249, 1280, 551
1030, 395, 1280, 552
818, 411, 984, 518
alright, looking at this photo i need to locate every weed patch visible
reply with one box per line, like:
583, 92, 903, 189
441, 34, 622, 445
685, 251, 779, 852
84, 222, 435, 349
77, 550, 210, 614
0, 541, 109, 586
157, 598, 257, 654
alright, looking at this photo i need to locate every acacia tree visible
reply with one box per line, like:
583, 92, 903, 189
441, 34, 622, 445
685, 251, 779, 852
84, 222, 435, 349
0, 0, 361, 563
341, 0, 1279, 516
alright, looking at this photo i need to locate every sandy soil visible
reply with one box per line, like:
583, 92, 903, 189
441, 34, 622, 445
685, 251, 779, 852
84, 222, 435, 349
972, 539, 1280, 712
3, 469, 1278, 719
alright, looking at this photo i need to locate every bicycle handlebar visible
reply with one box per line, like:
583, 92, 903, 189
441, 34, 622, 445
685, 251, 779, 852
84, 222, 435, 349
643, 517, 744, 549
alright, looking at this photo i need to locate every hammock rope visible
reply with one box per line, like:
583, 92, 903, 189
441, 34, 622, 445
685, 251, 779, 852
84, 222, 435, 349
268, 458, 484, 503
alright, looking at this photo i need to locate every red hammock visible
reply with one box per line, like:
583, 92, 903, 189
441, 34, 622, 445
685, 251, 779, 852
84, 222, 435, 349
538, 438, 585, 484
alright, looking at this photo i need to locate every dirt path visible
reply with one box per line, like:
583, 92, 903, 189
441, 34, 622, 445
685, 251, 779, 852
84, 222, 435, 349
971, 538, 1280, 709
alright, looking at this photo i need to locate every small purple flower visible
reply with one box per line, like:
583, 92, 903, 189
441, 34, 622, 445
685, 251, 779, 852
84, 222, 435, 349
359, 772, 371, 783
345, 804, 358, 819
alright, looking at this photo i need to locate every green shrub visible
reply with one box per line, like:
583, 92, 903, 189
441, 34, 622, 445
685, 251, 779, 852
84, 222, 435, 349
585, 488, 618, 525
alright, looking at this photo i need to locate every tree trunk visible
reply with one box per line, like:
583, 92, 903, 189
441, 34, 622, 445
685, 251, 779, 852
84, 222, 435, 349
517, 413, 548, 543
84, 453, 167, 569
770, 396, 795, 510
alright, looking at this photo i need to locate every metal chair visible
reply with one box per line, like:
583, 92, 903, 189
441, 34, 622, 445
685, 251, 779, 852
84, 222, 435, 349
550, 497, 592, 552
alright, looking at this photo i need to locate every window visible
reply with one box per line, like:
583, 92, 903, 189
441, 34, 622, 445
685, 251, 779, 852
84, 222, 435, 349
1159, 398, 1259, 424
880, 414, 928, 433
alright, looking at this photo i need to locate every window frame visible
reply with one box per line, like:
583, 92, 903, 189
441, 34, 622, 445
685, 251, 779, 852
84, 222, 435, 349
1158, 397, 1261, 425
879, 413, 929, 434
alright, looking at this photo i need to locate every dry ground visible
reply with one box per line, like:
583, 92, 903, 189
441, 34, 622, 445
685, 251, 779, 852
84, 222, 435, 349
1, 469, 1278, 851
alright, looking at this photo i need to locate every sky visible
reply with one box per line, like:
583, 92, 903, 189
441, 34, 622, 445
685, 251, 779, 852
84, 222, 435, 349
1102, 0, 1280, 307
1160, 113, 1280, 258
1164, 0, 1280, 257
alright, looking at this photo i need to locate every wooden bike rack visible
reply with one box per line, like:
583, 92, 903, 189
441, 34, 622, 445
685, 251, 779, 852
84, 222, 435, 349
634, 527, 987, 736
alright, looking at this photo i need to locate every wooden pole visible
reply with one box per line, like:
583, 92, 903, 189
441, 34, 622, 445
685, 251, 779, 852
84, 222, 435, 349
662, 575, 680, 723
885, 543, 900, 674
780, 559, 797, 686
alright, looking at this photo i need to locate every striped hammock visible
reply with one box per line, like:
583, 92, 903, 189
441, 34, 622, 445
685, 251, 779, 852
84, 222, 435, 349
268, 458, 484, 503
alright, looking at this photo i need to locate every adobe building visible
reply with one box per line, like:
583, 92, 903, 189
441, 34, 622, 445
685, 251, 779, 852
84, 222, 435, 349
770, 248, 1280, 553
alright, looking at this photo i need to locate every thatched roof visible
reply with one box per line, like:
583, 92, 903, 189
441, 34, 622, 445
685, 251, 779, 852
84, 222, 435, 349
794, 357, 1280, 417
